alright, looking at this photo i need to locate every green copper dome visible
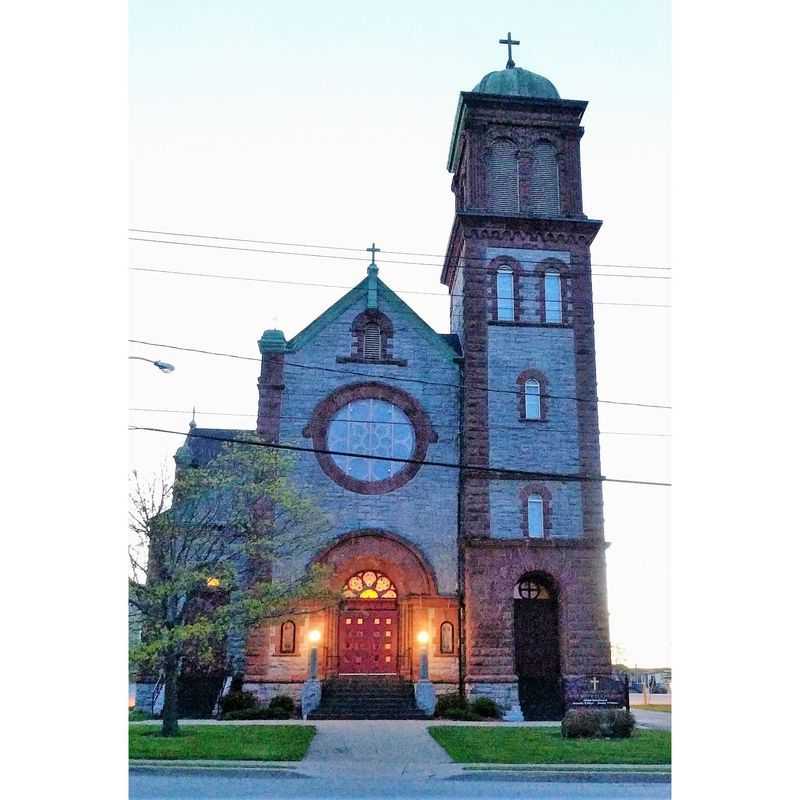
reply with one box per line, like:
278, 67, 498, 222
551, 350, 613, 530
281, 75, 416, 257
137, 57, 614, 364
473, 67, 560, 100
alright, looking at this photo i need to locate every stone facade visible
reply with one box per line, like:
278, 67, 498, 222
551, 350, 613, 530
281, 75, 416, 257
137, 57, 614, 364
159, 63, 612, 719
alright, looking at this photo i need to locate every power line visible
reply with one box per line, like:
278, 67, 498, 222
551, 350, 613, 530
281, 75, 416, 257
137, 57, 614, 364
127, 407, 672, 438
129, 338, 672, 411
129, 227, 672, 271
131, 266, 671, 310
128, 237, 671, 280
128, 425, 671, 488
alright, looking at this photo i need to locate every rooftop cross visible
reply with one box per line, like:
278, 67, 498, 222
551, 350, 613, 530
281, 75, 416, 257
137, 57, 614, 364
499, 31, 520, 69
366, 242, 381, 265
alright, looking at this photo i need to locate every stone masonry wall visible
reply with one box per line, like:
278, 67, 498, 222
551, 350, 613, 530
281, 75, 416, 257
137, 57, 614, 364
463, 541, 612, 689
270, 282, 462, 594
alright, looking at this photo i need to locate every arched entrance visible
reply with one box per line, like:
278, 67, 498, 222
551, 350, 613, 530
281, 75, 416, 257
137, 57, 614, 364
514, 572, 563, 720
338, 570, 399, 674
312, 530, 441, 679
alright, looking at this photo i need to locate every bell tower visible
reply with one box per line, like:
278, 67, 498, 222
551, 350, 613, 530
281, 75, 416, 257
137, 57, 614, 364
445, 39, 612, 718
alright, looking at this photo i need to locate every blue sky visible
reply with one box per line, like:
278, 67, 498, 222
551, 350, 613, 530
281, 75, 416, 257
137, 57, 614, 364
129, 0, 670, 666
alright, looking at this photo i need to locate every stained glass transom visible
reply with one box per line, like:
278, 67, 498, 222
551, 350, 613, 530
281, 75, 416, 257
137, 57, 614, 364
327, 399, 415, 482
342, 570, 397, 599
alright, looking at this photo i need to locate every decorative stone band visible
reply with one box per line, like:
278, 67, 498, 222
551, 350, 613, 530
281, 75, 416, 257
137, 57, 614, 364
302, 381, 439, 495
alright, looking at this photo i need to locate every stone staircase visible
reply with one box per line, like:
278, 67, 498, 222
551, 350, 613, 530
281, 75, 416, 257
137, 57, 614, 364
308, 676, 431, 720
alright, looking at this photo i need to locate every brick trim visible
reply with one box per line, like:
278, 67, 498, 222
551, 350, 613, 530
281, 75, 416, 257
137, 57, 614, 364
256, 352, 285, 443
519, 482, 554, 538
346, 310, 402, 363
515, 368, 548, 421
486, 255, 523, 322
302, 382, 438, 495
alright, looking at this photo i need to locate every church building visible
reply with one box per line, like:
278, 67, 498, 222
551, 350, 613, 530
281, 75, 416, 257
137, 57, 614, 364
166, 44, 612, 720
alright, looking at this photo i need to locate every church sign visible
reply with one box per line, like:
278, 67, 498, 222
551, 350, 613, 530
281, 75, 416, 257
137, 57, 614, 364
563, 676, 628, 710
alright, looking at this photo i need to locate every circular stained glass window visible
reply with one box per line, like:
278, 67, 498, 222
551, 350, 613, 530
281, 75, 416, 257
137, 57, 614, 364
327, 399, 415, 483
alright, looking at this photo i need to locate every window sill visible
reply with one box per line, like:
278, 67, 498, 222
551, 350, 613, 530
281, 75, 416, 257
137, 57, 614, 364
336, 355, 408, 367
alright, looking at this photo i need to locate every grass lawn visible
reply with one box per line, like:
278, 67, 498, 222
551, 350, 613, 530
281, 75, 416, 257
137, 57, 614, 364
631, 704, 671, 713
428, 726, 670, 765
129, 724, 315, 761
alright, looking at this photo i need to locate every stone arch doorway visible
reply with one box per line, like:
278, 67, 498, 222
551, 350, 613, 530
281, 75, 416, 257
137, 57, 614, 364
312, 530, 440, 679
514, 572, 563, 720
339, 569, 399, 674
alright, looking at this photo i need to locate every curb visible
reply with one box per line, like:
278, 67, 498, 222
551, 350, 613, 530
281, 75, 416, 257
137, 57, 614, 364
452, 764, 670, 784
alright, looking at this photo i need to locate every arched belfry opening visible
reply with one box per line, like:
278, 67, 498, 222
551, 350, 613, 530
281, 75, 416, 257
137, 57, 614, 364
513, 572, 564, 720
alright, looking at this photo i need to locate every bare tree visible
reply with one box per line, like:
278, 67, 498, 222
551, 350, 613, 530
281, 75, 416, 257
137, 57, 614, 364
129, 437, 332, 736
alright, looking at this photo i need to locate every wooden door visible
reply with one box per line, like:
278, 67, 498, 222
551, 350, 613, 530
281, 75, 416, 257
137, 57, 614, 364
338, 603, 398, 674
514, 597, 563, 720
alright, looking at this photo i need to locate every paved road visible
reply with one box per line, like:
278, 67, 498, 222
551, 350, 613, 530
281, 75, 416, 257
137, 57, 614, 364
130, 770, 670, 799
631, 709, 671, 731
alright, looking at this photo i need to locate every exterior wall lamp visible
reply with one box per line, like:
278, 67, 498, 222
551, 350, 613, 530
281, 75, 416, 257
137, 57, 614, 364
308, 629, 322, 680
417, 630, 430, 680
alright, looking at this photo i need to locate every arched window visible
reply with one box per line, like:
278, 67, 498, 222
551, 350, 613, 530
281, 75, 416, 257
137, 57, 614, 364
342, 570, 397, 599
531, 142, 560, 215
440, 621, 455, 654
497, 268, 515, 321
279, 621, 296, 654
544, 270, 562, 323
524, 379, 541, 420
363, 323, 381, 360
527, 495, 544, 538
487, 138, 519, 213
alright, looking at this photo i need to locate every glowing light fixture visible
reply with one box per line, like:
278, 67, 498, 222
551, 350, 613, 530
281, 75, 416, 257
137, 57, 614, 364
417, 630, 430, 645
206, 577, 221, 588
308, 629, 322, 644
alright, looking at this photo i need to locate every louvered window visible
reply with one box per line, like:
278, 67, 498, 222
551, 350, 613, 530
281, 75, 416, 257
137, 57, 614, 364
527, 495, 544, 538
544, 271, 562, 323
487, 139, 519, 213
530, 142, 560, 215
363, 323, 382, 360
497, 269, 514, 321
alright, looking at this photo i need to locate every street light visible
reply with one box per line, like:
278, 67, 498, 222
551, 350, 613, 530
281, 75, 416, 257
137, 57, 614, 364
128, 356, 175, 373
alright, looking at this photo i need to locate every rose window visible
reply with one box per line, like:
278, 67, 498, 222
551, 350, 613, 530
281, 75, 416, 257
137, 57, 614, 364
342, 570, 397, 599
327, 399, 415, 482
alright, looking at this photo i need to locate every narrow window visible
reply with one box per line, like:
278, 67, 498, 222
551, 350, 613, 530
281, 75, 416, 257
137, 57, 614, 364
279, 621, 296, 654
440, 622, 455, 655
487, 138, 519, 212
527, 495, 544, 538
525, 380, 541, 419
497, 268, 514, 321
544, 271, 562, 323
363, 323, 381, 360
530, 142, 560, 215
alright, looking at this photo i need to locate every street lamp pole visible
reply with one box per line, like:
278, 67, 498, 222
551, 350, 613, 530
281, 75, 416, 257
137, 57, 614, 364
128, 356, 175, 373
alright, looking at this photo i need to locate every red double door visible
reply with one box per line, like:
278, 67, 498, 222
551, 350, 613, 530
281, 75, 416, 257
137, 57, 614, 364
338, 601, 399, 674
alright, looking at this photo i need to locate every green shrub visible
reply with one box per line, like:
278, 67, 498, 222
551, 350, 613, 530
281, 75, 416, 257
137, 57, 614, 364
610, 709, 636, 738
442, 707, 484, 722
470, 697, 501, 719
222, 706, 272, 720
222, 700, 295, 721
128, 709, 153, 721
561, 708, 636, 739
267, 695, 295, 715
435, 692, 468, 717
220, 689, 257, 714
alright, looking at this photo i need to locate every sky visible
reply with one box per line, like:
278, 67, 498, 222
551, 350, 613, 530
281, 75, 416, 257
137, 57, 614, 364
129, 0, 670, 667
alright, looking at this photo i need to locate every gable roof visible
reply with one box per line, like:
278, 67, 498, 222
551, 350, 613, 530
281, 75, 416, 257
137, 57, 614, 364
286, 275, 461, 361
